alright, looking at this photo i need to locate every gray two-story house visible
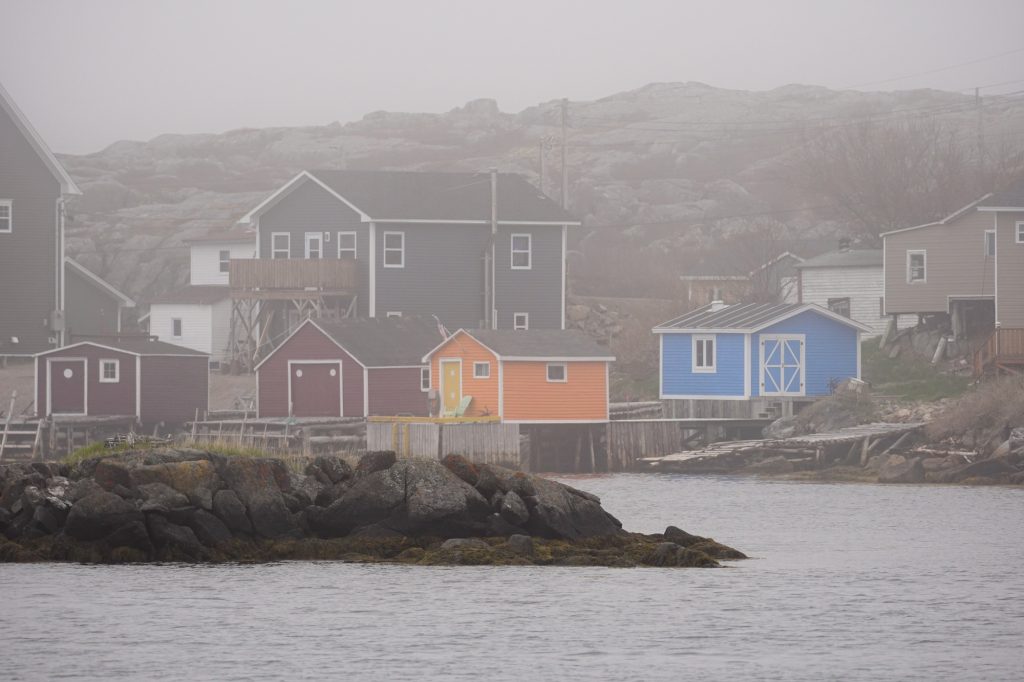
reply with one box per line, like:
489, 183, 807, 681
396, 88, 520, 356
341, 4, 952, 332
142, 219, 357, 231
235, 169, 578, 346
0, 81, 81, 356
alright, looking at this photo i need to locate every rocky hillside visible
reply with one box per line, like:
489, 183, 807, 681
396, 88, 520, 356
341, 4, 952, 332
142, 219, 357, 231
59, 82, 1024, 304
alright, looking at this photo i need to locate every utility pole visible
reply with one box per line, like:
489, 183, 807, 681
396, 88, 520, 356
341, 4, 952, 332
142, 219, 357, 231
560, 98, 569, 210
489, 167, 498, 329
539, 139, 545, 197
975, 87, 985, 180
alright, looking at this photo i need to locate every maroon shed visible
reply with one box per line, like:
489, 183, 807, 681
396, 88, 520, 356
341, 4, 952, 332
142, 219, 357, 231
256, 317, 441, 418
34, 338, 209, 426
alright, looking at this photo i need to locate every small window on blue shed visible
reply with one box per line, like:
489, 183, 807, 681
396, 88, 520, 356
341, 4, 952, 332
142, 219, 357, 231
692, 335, 716, 373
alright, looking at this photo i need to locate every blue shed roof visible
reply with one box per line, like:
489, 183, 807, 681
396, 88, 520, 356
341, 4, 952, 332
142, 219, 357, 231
654, 302, 872, 333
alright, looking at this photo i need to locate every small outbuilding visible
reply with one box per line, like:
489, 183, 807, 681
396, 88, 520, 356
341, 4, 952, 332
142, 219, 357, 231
256, 317, 442, 418
654, 302, 870, 401
421, 329, 615, 423
35, 338, 209, 425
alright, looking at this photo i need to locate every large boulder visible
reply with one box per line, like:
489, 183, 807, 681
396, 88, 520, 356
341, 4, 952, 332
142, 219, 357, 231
938, 457, 1019, 484
498, 490, 530, 527
313, 459, 489, 537
211, 489, 252, 534
441, 454, 479, 487
878, 455, 925, 484
65, 491, 144, 542
307, 456, 353, 486
136, 482, 191, 513
184, 509, 233, 547
217, 459, 300, 539
146, 515, 207, 559
130, 460, 222, 510
93, 459, 133, 492
355, 451, 397, 477
523, 476, 623, 540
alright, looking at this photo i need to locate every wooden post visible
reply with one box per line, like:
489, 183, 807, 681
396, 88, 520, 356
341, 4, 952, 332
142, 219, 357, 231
190, 408, 199, 443
573, 430, 582, 473
0, 390, 16, 462
588, 426, 596, 473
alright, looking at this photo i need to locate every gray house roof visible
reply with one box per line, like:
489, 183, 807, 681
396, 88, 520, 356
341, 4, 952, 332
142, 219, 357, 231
978, 177, 1024, 210
654, 302, 872, 333
314, 317, 443, 367
242, 169, 578, 225
36, 338, 208, 357
794, 249, 882, 269
150, 285, 230, 306
427, 329, 615, 361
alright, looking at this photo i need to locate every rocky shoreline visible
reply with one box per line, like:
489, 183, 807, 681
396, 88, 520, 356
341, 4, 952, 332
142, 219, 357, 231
0, 450, 744, 567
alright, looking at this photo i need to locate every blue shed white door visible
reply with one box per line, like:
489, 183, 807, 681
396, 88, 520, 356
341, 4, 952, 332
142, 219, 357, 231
759, 334, 805, 396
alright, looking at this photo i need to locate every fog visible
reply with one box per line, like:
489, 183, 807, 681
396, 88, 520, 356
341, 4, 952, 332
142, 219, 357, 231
2, 0, 1023, 154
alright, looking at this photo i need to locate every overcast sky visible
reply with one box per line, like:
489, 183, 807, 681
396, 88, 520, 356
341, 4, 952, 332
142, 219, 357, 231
3, 0, 1024, 154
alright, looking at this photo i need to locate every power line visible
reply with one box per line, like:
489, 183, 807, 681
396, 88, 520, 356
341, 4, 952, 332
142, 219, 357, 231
841, 46, 1024, 89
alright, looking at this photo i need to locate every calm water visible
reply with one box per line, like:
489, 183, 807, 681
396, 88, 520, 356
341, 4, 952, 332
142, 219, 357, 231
2, 475, 1022, 681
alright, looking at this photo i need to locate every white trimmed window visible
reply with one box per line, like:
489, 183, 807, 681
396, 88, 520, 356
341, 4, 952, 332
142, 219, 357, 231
218, 249, 231, 273
172, 318, 183, 338
511, 233, 532, 269
271, 233, 291, 259
338, 231, 356, 259
513, 312, 529, 330
0, 200, 11, 233
420, 367, 431, 392
473, 361, 490, 379
985, 230, 996, 257
546, 362, 567, 382
1016, 222, 1024, 244
386, 311, 402, 319
383, 231, 405, 268
907, 250, 926, 283
692, 335, 716, 373
99, 359, 120, 383
304, 232, 323, 259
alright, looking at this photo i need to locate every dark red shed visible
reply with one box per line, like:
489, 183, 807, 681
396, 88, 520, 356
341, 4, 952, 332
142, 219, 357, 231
35, 338, 209, 426
256, 318, 441, 418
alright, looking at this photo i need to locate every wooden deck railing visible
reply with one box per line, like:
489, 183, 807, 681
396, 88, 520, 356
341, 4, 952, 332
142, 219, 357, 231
229, 259, 359, 294
973, 328, 1024, 377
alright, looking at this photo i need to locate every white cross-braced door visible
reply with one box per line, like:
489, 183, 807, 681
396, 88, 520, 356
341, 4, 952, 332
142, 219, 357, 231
759, 334, 805, 396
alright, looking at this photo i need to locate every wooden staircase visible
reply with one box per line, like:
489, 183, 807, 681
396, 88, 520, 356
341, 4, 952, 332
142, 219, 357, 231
0, 392, 43, 463
974, 329, 1024, 378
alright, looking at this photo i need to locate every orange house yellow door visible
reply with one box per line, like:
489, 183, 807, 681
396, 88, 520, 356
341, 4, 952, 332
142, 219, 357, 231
440, 360, 462, 414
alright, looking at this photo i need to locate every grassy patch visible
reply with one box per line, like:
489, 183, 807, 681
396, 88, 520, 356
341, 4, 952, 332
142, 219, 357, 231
861, 341, 970, 402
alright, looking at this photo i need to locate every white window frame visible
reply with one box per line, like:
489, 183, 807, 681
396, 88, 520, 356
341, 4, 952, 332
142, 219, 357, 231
386, 311, 402, 319
511, 233, 532, 270
420, 366, 431, 392
99, 359, 120, 383
0, 200, 11, 234
218, 249, 231, 273
337, 231, 357, 259
513, 312, 529, 330
546, 362, 567, 383
271, 232, 291, 259
172, 318, 183, 338
907, 250, 927, 283
383, 231, 405, 268
304, 232, 323, 259
692, 335, 717, 373
985, 230, 996, 257
473, 361, 491, 379
1016, 222, 1024, 244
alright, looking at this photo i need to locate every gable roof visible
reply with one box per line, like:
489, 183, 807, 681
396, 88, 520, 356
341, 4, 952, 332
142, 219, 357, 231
149, 285, 230, 306
241, 169, 579, 225
183, 229, 256, 244
424, 328, 615, 362
255, 317, 443, 370
794, 249, 881, 269
880, 195, 991, 236
680, 251, 803, 280
0, 81, 80, 195
977, 177, 1024, 211
653, 302, 872, 333
36, 338, 208, 358
65, 259, 135, 307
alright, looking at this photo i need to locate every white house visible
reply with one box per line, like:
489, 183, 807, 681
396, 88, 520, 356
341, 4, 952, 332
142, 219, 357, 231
795, 246, 913, 337
148, 230, 255, 364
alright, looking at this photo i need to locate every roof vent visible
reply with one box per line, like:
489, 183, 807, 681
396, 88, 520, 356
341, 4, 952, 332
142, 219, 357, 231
709, 300, 728, 312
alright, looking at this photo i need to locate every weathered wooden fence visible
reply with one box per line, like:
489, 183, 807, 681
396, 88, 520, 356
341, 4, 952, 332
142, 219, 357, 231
607, 420, 685, 471
367, 421, 522, 468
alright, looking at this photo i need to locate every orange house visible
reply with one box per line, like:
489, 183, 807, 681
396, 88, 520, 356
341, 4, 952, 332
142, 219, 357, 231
422, 329, 614, 423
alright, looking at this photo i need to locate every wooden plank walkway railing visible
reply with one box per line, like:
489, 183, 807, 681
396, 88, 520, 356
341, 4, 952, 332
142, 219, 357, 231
229, 259, 359, 294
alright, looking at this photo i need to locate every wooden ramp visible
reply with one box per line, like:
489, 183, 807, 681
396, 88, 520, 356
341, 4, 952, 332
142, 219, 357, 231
644, 422, 927, 473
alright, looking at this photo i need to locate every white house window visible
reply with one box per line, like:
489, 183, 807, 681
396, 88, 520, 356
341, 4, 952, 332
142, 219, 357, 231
511, 233, 532, 269
907, 250, 926, 282
383, 231, 405, 268
546, 362, 567, 382
513, 312, 529, 330
1016, 222, 1024, 244
338, 231, 357, 259
386, 311, 402, 319
827, 297, 851, 318
99, 359, 120, 383
420, 367, 431, 392
271, 233, 291, 259
473, 361, 490, 379
172, 318, 183, 338
218, 249, 231, 273
692, 335, 716, 373
0, 200, 11, 233
304, 232, 323, 259
985, 230, 996, 257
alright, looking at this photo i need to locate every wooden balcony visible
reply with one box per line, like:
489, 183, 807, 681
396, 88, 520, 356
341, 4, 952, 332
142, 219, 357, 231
229, 259, 359, 299
973, 328, 1024, 377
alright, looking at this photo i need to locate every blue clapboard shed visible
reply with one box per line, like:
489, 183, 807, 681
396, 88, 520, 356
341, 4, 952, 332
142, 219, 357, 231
653, 302, 871, 402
